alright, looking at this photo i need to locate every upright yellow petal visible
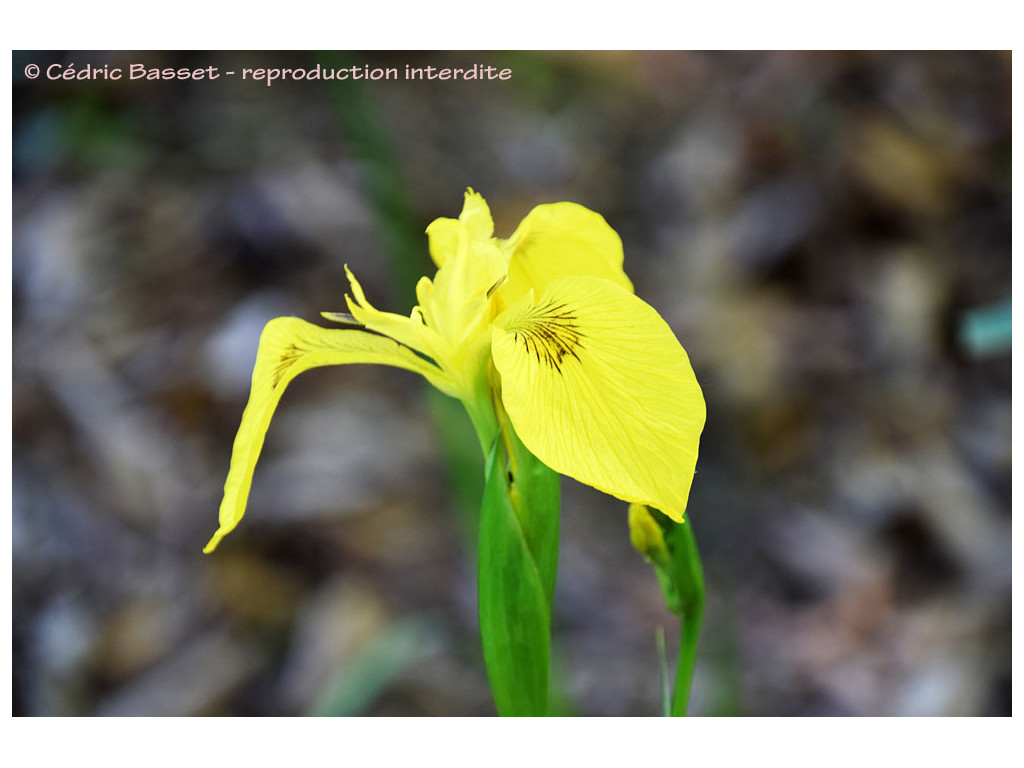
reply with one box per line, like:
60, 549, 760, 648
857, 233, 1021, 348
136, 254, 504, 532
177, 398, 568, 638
459, 187, 494, 242
426, 188, 494, 268
205, 317, 449, 553
425, 216, 464, 269
500, 202, 633, 302
343, 266, 432, 358
491, 276, 705, 523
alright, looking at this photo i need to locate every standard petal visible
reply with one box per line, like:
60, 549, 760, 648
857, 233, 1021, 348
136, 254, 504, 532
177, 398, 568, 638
425, 188, 494, 268
458, 187, 494, 242
425, 216, 464, 269
500, 202, 634, 301
491, 276, 705, 523
205, 317, 448, 553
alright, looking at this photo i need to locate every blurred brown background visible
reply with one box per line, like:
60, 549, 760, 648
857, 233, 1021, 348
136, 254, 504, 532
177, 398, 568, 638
12, 50, 1011, 716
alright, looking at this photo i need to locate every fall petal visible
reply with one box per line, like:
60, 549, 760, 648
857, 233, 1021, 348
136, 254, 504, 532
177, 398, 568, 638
205, 317, 447, 552
491, 276, 705, 523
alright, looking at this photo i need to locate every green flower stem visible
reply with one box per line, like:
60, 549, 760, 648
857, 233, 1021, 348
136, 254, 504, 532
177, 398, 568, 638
671, 606, 703, 716
666, 518, 705, 716
463, 380, 500, 455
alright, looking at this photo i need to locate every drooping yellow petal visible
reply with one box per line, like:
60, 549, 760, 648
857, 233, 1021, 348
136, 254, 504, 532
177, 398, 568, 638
491, 276, 705, 523
205, 317, 449, 553
499, 202, 633, 302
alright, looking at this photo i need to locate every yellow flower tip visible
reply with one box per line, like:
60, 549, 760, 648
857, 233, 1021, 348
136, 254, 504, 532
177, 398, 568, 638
343, 265, 364, 301
459, 188, 494, 242
657, 505, 687, 525
202, 528, 228, 554
628, 503, 668, 562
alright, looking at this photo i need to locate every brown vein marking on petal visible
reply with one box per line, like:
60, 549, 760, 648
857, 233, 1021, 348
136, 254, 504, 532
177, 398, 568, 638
507, 301, 586, 374
271, 342, 303, 388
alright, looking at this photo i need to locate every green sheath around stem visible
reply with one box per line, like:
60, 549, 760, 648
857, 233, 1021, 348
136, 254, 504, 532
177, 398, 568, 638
476, 409, 559, 716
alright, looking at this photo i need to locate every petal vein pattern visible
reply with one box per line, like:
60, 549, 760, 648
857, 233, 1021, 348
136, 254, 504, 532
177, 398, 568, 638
491, 276, 706, 523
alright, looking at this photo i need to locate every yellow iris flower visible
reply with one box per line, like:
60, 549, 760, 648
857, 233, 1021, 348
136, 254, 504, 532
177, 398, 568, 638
205, 189, 706, 553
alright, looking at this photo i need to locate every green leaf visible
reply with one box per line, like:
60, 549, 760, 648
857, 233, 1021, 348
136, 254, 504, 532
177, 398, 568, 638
477, 420, 559, 716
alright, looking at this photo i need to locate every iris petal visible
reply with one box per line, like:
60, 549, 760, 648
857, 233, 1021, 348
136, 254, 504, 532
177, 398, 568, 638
501, 202, 633, 302
459, 188, 494, 242
491, 276, 705, 523
426, 188, 494, 268
205, 317, 448, 552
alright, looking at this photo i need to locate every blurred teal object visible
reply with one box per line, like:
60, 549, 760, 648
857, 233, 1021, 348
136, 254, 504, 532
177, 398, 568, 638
309, 615, 446, 717
960, 299, 1011, 357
